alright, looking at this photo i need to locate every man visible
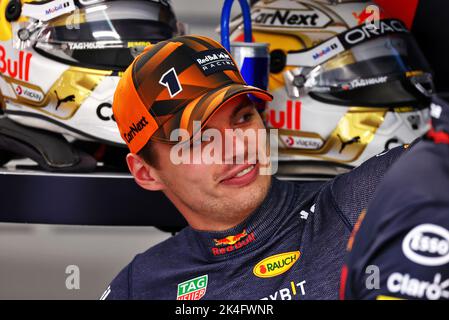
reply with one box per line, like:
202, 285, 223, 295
103, 35, 412, 300
340, 95, 449, 300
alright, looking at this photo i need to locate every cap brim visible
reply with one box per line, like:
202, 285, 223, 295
151, 84, 273, 144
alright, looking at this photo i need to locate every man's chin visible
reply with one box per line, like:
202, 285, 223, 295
219, 171, 271, 204
227, 174, 271, 214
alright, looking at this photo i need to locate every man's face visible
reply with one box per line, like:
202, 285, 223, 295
149, 95, 271, 227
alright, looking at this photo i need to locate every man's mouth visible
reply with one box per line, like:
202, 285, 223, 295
219, 162, 259, 187
235, 165, 255, 177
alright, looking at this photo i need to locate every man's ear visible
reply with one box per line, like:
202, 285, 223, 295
126, 153, 165, 191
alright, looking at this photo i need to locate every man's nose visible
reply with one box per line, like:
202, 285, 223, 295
222, 129, 249, 164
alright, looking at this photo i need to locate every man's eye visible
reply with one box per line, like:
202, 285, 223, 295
235, 112, 254, 124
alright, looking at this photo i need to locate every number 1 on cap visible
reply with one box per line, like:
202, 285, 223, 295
159, 67, 183, 98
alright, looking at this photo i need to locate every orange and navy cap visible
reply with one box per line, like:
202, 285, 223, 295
112, 35, 273, 154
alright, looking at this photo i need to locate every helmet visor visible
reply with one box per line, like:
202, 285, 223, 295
34, 0, 179, 70
305, 33, 433, 106
285, 20, 434, 107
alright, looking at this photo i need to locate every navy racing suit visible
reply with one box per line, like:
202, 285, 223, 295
102, 143, 408, 300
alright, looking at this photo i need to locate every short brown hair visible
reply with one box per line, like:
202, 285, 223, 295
137, 139, 160, 169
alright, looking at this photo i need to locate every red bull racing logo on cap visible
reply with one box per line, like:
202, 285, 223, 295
193, 48, 238, 76
212, 229, 256, 256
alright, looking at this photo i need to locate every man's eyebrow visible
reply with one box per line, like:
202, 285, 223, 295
230, 101, 255, 120
203, 101, 255, 131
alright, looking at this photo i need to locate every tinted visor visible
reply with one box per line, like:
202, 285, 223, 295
34, 0, 178, 70
305, 33, 433, 107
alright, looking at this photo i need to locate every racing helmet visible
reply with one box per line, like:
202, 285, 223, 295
230, 0, 433, 177
0, 0, 183, 149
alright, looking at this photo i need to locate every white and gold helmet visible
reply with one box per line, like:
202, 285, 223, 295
230, 0, 433, 177
0, 0, 183, 170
